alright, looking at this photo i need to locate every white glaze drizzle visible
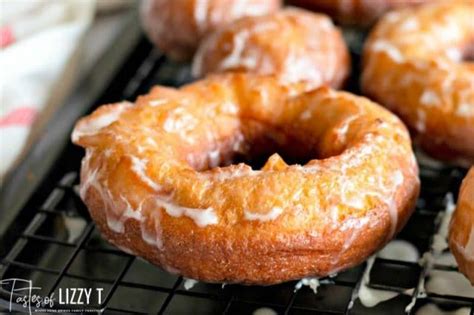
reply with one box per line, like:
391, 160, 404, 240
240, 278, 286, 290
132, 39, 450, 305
214, 18, 280, 72
456, 103, 474, 117
405, 193, 460, 313
425, 269, 474, 298
294, 278, 320, 294
130, 156, 161, 191
282, 50, 322, 86
252, 307, 277, 315
445, 47, 462, 62
384, 11, 401, 23
141, 204, 165, 250
115, 244, 135, 256
155, 197, 218, 227
388, 170, 403, 237
378, 240, 419, 262
357, 256, 399, 307
453, 227, 474, 262
72, 102, 131, 142
183, 278, 198, 290
399, 17, 419, 31
194, 0, 209, 34
163, 108, 198, 135
299, 109, 312, 120
104, 191, 137, 234
79, 150, 147, 235
244, 207, 283, 222
463, 228, 474, 260
371, 40, 405, 63
163, 265, 180, 275
219, 29, 258, 70
357, 238, 421, 308
208, 149, 221, 168
149, 99, 167, 107
415, 109, 426, 132
304, 130, 411, 240
434, 252, 458, 267
333, 115, 358, 142
420, 90, 441, 107
79, 150, 100, 201
120, 195, 143, 222
433, 193, 455, 254
209, 167, 260, 182
80, 146, 219, 271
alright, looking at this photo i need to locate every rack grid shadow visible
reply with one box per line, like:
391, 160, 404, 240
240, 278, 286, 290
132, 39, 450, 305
1, 35, 473, 315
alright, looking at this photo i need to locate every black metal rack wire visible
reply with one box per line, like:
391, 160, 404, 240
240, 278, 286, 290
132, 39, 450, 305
1, 32, 473, 315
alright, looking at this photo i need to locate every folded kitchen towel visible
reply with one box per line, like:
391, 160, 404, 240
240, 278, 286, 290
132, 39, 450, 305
0, 0, 95, 181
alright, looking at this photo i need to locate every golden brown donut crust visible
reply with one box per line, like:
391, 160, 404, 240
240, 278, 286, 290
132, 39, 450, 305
192, 8, 350, 89
287, 0, 445, 26
140, 0, 281, 61
362, 2, 474, 167
72, 73, 419, 285
450, 168, 474, 284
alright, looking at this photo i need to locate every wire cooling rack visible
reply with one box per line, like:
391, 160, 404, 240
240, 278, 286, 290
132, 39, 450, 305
1, 33, 473, 315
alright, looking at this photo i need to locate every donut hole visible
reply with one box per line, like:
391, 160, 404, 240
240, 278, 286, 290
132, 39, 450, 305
448, 41, 474, 62
231, 125, 316, 170
462, 41, 474, 61
188, 119, 321, 171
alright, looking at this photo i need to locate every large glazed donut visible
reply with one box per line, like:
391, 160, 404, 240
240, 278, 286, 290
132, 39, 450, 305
361, 2, 474, 167
450, 168, 474, 284
287, 0, 443, 26
72, 73, 419, 285
192, 8, 350, 88
140, 0, 281, 61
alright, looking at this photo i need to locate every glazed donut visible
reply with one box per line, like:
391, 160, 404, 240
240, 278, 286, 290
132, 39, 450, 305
72, 73, 419, 285
140, 0, 281, 61
361, 2, 474, 167
192, 8, 350, 88
287, 0, 443, 26
450, 168, 474, 284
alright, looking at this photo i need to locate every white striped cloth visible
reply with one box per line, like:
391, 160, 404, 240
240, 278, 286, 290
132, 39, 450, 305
0, 0, 95, 180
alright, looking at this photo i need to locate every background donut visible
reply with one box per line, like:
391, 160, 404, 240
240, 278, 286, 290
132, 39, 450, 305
192, 8, 350, 88
450, 168, 474, 284
361, 2, 474, 166
140, 0, 281, 61
287, 0, 446, 27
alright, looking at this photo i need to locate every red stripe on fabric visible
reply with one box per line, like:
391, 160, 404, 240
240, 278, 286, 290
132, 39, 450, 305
0, 26, 15, 48
0, 107, 37, 127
